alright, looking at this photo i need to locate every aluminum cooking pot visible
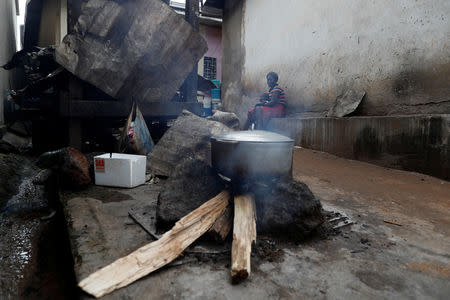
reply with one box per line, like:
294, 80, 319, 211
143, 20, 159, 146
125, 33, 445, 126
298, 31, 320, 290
211, 130, 294, 180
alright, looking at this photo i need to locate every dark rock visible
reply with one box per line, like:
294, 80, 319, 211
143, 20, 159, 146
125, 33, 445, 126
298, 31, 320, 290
147, 110, 232, 177
156, 158, 225, 231
0, 154, 34, 206
0, 139, 18, 154
55, 0, 207, 103
36, 147, 91, 188
0, 132, 32, 153
207, 110, 241, 130
253, 179, 324, 241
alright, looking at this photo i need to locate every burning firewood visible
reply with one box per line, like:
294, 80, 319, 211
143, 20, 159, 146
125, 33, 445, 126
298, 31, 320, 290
231, 194, 257, 284
78, 190, 230, 298
207, 204, 233, 242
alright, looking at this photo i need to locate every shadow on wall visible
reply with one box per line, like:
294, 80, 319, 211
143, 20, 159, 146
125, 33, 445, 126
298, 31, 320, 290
354, 127, 382, 159
352, 118, 449, 179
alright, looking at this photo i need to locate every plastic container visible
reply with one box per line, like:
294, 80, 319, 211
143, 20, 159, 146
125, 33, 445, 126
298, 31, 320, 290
203, 96, 212, 116
94, 153, 146, 188
211, 88, 221, 99
211, 79, 220, 88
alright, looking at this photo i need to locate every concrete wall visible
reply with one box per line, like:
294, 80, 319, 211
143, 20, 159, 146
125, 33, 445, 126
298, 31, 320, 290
222, 0, 450, 119
198, 25, 222, 81
222, 0, 247, 122
0, 0, 18, 125
268, 115, 450, 180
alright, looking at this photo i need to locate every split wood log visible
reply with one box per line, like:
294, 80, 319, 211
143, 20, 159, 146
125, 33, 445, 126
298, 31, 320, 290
231, 194, 257, 284
207, 204, 232, 242
78, 190, 230, 298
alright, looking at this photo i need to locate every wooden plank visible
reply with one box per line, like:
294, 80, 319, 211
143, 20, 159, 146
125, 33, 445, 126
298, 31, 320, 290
78, 190, 230, 298
231, 194, 257, 284
207, 204, 232, 242
59, 100, 202, 118
182, 0, 199, 102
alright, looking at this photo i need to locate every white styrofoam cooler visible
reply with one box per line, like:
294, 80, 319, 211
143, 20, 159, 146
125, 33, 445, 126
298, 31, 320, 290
94, 153, 146, 188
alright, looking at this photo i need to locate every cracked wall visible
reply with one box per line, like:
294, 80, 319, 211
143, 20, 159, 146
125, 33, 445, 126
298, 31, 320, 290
222, 0, 450, 119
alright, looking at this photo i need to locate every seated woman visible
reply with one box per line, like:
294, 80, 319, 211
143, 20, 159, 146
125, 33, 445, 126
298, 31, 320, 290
244, 72, 286, 130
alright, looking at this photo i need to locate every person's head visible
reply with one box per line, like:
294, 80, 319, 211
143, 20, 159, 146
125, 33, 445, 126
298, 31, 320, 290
266, 72, 278, 88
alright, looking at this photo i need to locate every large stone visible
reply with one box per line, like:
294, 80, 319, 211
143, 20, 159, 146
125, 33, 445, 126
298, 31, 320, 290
0, 132, 32, 153
156, 158, 225, 231
55, 0, 207, 103
207, 110, 241, 130
36, 147, 91, 188
253, 180, 324, 241
147, 110, 232, 177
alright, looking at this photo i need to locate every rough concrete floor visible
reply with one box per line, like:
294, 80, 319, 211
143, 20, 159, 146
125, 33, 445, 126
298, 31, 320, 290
64, 148, 449, 299
0, 154, 77, 299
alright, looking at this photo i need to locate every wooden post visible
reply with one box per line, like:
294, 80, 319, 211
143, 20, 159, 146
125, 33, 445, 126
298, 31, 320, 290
182, 0, 199, 102
231, 194, 257, 284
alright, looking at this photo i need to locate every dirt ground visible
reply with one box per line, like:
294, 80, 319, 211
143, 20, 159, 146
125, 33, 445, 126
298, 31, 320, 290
60, 147, 449, 299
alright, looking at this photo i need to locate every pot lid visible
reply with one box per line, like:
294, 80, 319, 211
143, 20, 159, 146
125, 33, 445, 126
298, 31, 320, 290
212, 130, 293, 143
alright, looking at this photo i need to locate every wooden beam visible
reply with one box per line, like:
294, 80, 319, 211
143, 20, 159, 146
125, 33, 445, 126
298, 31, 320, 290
59, 100, 202, 118
231, 194, 256, 284
78, 190, 230, 298
182, 0, 199, 102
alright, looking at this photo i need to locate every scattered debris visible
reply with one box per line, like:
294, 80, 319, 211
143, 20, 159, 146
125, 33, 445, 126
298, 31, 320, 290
78, 190, 230, 298
185, 244, 231, 255
326, 90, 366, 117
255, 237, 284, 262
119, 103, 154, 155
